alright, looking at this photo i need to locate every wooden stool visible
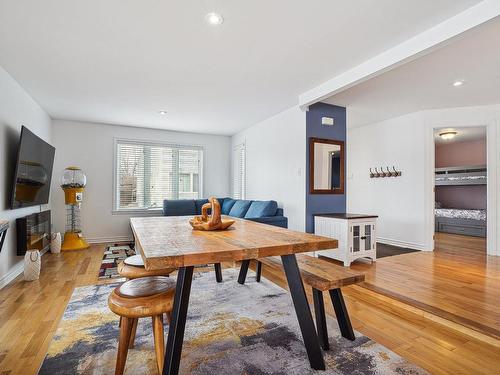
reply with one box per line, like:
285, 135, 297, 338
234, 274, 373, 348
119, 254, 224, 283
118, 255, 175, 280
108, 276, 176, 375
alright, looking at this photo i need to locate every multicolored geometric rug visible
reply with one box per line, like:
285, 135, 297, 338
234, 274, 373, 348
98, 244, 135, 279
39, 269, 427, 375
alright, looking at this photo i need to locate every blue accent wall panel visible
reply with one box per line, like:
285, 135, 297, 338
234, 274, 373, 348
306, 103, 346, 233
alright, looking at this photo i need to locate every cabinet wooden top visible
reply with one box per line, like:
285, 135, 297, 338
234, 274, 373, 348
130, 216, 338, 269
314, 213, 378, 220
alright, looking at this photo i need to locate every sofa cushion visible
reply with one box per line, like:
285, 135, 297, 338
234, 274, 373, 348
247, 216, 288, 228
221, 198, 237, 215
244, 200, 278, 219
194, 199, 209, 214
228, 200, 252, 218
163, 199, 196, 216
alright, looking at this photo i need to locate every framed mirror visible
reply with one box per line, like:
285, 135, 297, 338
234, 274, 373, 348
309, 137, 344, 194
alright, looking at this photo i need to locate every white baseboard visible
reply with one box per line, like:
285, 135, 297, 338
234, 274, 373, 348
0, 248, 49, 289
377, 237, 430, 251
0, 261, 24, 289
86, 236, 134, 244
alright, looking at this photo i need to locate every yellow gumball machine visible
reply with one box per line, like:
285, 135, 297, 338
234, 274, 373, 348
61, 167, 89, 251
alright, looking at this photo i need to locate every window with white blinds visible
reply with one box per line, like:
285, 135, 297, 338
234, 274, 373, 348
114, 140, 203, 211
233, 143, 246, 199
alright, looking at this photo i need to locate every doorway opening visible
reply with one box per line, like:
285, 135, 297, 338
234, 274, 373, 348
433, 126, 487, 255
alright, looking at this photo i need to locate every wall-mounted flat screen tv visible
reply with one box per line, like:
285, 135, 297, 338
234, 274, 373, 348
11, 126, 56, 209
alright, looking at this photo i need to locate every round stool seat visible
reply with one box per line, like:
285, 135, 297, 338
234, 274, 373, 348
117, 276, 175, 298
124, 254, 144, 267
117, 261, 175, 279
108, 276, 176, 318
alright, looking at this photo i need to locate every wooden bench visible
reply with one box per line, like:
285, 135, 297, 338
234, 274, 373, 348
238, 255, 365, 350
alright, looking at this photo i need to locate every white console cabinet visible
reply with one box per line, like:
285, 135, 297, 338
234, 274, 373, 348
314, 214, 378, 267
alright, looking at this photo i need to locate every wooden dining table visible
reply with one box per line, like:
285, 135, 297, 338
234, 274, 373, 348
130, 215, 338, 375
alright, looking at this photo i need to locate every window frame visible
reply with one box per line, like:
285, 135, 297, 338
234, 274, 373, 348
112, 137, 204, 215
232, 142, 246, 200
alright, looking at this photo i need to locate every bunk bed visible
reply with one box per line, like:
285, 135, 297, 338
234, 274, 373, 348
435, 165, 487, 237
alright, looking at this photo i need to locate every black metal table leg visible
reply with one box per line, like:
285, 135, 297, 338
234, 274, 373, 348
329, 288, 355, 341
163, 266, 194, 375
214, 263, 223, 283
238, 259, 250, 284
281, 254, 325, 370
312, 288, 329, 350
256, 260, 262, 282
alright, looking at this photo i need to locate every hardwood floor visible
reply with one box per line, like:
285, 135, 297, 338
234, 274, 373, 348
351, 232, 500, 340
0, 236, 499, 374
0, 245, 107, 375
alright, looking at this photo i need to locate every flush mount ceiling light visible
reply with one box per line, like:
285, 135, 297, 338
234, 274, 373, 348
158, 110, 167, 115
205, 12, 224, 26
439, 131, 458, 140
452, 80, 464, 87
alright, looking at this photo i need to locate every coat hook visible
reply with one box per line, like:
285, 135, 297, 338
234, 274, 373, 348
392, 166, 401, 177
381, 166, 386, 177
374, 167, 379, 177
369, 168, 374, 178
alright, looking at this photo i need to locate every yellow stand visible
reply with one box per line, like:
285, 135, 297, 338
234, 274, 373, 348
60, 167, 89, 251
61, 232, 89, 251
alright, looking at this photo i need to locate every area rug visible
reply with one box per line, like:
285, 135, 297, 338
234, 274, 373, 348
39, 269, 427, 375
98, 244, 135, 279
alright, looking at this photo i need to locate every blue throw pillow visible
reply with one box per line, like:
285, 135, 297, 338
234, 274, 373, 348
163, 199, 196, 216
221, 198, 237, 215
228, 200, 252, 218
245, 200, 278, 218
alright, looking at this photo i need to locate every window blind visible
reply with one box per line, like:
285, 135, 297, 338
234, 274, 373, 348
233, 143, 246, 199
115, 140, 203, 210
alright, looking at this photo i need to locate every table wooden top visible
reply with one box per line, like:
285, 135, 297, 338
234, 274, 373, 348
130, 216, 338, 270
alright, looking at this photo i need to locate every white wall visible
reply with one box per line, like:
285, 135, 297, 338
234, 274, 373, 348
231, 106, 306, 231
347, 111, 429, 250
347, 104, 500, 254
0, 66, 52, 287
51, 120, 231, 242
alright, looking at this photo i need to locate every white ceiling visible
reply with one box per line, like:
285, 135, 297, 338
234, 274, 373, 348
324, 16, 500, 128
0, 0, 481, 135
434, 126, 486, 144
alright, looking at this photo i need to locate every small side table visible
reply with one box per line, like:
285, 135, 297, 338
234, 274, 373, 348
314, 213, 378, 267
0, 221, 9, 253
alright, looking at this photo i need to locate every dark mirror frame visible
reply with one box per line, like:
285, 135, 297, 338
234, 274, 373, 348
309, 137, 345, 194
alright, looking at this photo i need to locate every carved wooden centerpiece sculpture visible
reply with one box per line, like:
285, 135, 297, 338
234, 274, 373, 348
189, 197, 235, 231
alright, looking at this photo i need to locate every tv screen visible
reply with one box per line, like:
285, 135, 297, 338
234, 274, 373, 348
11, 126, 56, 209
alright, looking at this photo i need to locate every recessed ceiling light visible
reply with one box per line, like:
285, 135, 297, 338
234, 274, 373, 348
205, 12, 224, 26
452, 80, 464, 87
439, 131, 458, 140
158, 110, 167, 115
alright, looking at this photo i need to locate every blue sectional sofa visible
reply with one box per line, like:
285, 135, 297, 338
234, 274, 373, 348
162, 198, 288, 228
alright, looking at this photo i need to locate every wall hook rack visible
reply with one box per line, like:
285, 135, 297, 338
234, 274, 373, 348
369, 166, 402, 178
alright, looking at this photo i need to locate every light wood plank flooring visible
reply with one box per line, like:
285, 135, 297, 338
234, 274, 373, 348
0, 235, 499, 375
351, 232, 500, 340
